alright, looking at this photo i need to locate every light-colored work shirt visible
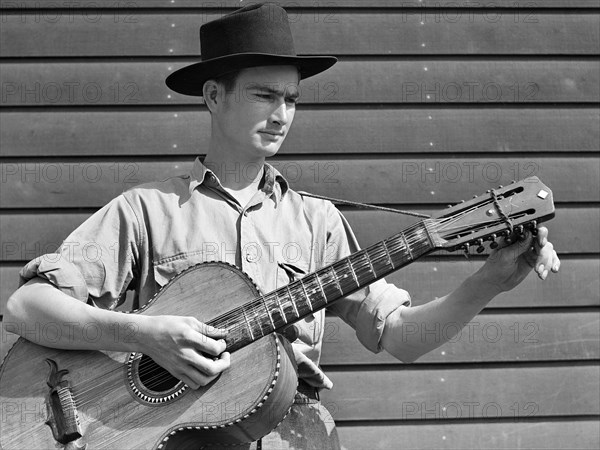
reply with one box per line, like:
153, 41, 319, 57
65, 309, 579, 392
20, 158, 411, 389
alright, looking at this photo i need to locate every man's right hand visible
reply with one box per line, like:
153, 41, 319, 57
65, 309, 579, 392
141, 315, 230, 389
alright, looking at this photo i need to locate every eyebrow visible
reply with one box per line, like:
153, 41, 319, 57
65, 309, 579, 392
249, 84, 300, 99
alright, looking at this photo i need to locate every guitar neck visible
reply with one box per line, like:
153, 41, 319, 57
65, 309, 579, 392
214, 220, 440, 352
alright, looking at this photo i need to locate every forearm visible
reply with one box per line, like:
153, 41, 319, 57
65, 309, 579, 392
5, 277, 150, 353
381, 269, 502, 363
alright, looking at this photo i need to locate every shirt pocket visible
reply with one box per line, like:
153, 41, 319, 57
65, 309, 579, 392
276, 261, 324, 345
152, 251, 207, 287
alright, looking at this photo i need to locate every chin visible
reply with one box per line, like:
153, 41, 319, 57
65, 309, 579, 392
256, 143, 282, 158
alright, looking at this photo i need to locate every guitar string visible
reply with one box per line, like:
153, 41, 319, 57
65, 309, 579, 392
72, 208, 517, 403
72, 221, 488, 403
72, 230, 437, 403
73, 216, 510, 405
71, 220, 462, 402
74, 232, 434, 401
119, 232, 440, 391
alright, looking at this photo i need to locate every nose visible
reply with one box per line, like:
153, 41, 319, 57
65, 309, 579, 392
270, 101, 291, 126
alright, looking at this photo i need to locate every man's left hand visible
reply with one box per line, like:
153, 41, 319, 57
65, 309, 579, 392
479, 226, 560, 293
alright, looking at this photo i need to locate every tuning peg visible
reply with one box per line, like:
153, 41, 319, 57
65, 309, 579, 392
463, 243, 470, 254
530, 220, 538, 235
447, 204, 452, 208
498, 185, 503, 189
475, 239, 485, 253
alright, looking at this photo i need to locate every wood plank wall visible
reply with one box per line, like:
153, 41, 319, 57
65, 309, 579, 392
1, 1, 599, 448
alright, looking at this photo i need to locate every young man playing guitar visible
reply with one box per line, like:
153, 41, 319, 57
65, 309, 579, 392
4, 3, 560, 449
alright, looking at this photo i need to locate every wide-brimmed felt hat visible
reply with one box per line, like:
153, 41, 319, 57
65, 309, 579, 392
165, 2, 338, 96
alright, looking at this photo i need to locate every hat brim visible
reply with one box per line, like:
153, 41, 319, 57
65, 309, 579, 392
165, 53, 337, 97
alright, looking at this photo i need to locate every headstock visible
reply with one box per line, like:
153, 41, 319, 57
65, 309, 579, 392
429, 177, 555, 253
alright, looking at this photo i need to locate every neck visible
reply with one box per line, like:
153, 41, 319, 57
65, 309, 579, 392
213, 220, 438, 353
204, 147, 265, 190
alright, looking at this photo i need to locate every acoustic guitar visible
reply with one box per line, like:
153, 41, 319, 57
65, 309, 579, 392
0, 177, 555, 449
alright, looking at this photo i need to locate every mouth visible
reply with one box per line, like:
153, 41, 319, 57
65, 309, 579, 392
259, 130, 285, 137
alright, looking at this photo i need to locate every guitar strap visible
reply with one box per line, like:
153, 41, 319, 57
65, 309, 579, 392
297, 191, 430, 218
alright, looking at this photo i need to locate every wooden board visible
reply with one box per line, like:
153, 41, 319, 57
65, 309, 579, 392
319, 364, 600, 420
0, 158, 597, 207
2, 256, 598, 316
335, 420, 600, 450
2, 108, 599, 157
2, 12, 598, 57
320, 313, 600, 365
1, 0, 598, 8
1, 60, 598, 106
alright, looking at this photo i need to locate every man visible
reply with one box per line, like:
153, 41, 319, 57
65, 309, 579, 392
5, 3, 560, 449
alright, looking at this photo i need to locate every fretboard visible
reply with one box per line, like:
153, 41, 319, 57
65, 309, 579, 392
211, 220, 436, 352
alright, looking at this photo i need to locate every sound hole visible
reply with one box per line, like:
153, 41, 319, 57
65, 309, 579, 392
137, 354, 180, 392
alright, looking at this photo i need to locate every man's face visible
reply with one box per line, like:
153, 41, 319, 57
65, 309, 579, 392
213, 65, 300, 160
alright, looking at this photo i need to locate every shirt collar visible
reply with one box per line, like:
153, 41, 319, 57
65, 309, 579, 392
188, 157, 290, 202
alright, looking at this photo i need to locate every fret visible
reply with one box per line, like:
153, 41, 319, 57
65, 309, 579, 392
401, 232, 414, 260
318, 267, 344, 299
242, 309, 255, 341
332, 259, 357, 295
370, 243, 395, 277
348, 256, 359, 287
330, 266, 344, 296
365, 250, 376, 277
381, 239, 395, 269
263, 293, 289, 330
350, 251, 376, 286
260, 295, 276, 329
272, 292, 288, 325
385, 234, 410, 268
286, 285, 300, 319
314, 273, 328, 304
298, 279, 314, 312
247, 302, 266, 338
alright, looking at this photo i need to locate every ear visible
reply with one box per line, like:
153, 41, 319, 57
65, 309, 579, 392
202, 79, 220, 113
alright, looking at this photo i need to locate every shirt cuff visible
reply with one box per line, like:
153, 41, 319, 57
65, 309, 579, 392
355, 283, 411, 353
19, 255, 89, 302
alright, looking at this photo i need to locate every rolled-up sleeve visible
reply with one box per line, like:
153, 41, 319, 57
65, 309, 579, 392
19, 194, 142, 310
325, 204, 411, 353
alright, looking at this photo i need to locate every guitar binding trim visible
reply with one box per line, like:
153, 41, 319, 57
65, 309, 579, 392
155, 335, 291, 448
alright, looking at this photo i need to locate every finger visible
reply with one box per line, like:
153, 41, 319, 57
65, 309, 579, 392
534, 242, 556, 280
551, 253, 561, 273
189, 352, 231, 379
535, 226, 549, 248
195, 321, 229, 339
192, 335, 227, 356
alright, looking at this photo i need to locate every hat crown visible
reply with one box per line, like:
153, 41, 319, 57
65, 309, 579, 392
201, 3, 296, 61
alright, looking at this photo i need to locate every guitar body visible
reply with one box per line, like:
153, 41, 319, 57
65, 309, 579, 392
0, 262, 298, 449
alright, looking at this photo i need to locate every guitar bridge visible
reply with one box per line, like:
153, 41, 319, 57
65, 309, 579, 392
44, 359, 86, 448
